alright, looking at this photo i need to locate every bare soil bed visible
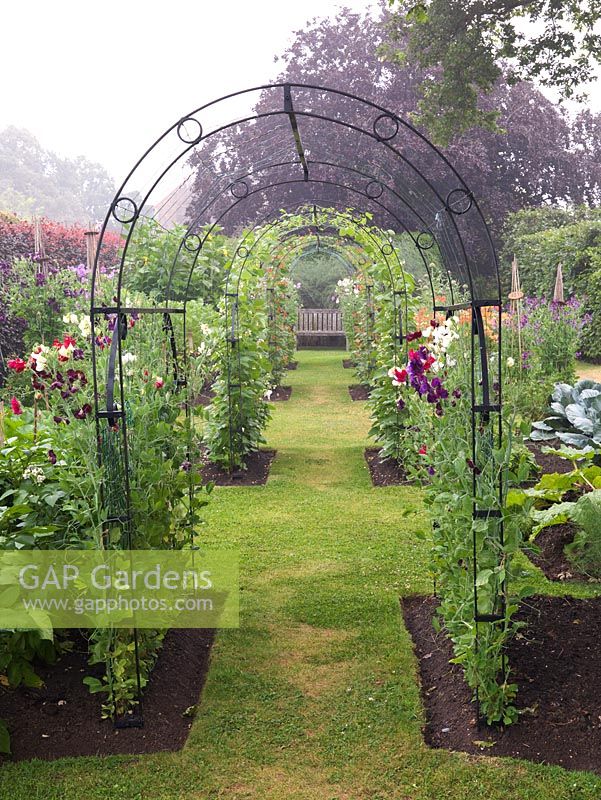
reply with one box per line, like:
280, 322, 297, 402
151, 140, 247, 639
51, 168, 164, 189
364, 447, 409, 486
525, 523, 593, 582
200, 449, 276, 486
0, 629, 214, 762
267, 386, 292, 401
403, 594, 601, 773
348, 384, 370, 401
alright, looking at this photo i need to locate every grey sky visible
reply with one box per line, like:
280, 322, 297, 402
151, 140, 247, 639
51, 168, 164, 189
2, 1, 367, 181
2, 0, 599, 184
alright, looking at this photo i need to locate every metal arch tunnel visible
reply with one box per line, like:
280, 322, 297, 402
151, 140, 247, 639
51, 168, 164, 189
89, 83, 504, 723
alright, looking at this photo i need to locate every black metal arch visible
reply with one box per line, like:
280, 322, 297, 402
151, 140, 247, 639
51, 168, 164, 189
92, 84, 499, 311
217, 205, 409, 450
178, 180, 444, 309
216, 203, 422, 375
162, 153, 459, 308
89, 83, 503, 723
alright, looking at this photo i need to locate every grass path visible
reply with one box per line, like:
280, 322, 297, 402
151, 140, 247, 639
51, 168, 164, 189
4, 350, 601, 799
578, 361, 601, 382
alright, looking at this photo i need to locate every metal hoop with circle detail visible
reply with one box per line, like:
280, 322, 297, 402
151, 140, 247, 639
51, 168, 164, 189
373, 113, 399, 142
111, 197, 138, 225
381, 242, 394, 256
446, 188, 473, 215
237, 245, 249, 259
417, 231, 435, 251
365, 180, 384, 199
231, 180, 249, 199
176, 116, 203, 145
183, 233, 202, 253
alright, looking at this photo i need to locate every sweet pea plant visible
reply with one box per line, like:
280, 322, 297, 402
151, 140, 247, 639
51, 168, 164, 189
366, 262, 419, 465
3, 258, 90, 355
263, 270, 299, 388
336, 276, 376, 385
385, 313, 528, 724
203, 268, 272, 471
85, 306, 211, 716
185, 300, 222, 404
1, 300, 211, 723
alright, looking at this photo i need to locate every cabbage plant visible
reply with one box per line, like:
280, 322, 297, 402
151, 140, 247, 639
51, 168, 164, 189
530, 380, 601, 450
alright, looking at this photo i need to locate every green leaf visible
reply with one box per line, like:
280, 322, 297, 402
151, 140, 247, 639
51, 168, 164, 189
406, 3, 428, 24
83, 676, 105, 694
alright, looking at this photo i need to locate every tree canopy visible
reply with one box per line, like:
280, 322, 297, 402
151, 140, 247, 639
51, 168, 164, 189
186, 7, 600, 239
0, 127, 115, 224
381, 0, 601, 144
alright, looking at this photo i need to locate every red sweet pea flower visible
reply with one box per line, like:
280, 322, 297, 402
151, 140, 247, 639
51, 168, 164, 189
10, 397, 23, 415
154, 377, 164, 389
63, 336, 77, 348
52, 339, 62, 348
418, 445, 427, 455
7, 358, 27, 372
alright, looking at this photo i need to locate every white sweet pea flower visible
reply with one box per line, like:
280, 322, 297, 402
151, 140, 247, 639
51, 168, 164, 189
122, 352, 137, 364
78, 316, 91, 338
506, 356, 515, 368
58, 344, 74, 359
31, 351, 48, 372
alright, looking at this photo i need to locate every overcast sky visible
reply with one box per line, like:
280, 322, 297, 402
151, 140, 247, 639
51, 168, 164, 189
2, 1, 368, 181
2, 0, 599, 184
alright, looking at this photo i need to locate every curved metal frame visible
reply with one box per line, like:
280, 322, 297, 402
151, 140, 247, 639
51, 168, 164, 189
90, 83, 503, 724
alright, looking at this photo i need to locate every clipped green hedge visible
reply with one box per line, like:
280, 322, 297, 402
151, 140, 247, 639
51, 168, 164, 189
500, 207, 601, 361
502, 219, 601, 297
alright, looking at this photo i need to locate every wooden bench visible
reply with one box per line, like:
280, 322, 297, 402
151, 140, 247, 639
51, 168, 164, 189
296, 308, 346, 347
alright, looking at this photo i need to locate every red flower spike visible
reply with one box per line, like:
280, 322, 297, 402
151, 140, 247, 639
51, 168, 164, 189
10, 397, 23, 415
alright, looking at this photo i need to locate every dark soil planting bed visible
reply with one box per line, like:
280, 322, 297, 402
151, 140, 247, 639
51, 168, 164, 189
526, 440, 573, 475
200, 449, 276, 486
364, 447, 409, 486
348, 384, 370, 401
342, 359, 355, 369
403, 594, 601, 773
285, 360, 298, 370
525, 523, 594, 582
267, 385, 292, 401
0, 629, 214, 763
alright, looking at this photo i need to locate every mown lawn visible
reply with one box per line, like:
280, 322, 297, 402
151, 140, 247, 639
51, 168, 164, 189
578, 361, 601, 382
3, 349, 601, 799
